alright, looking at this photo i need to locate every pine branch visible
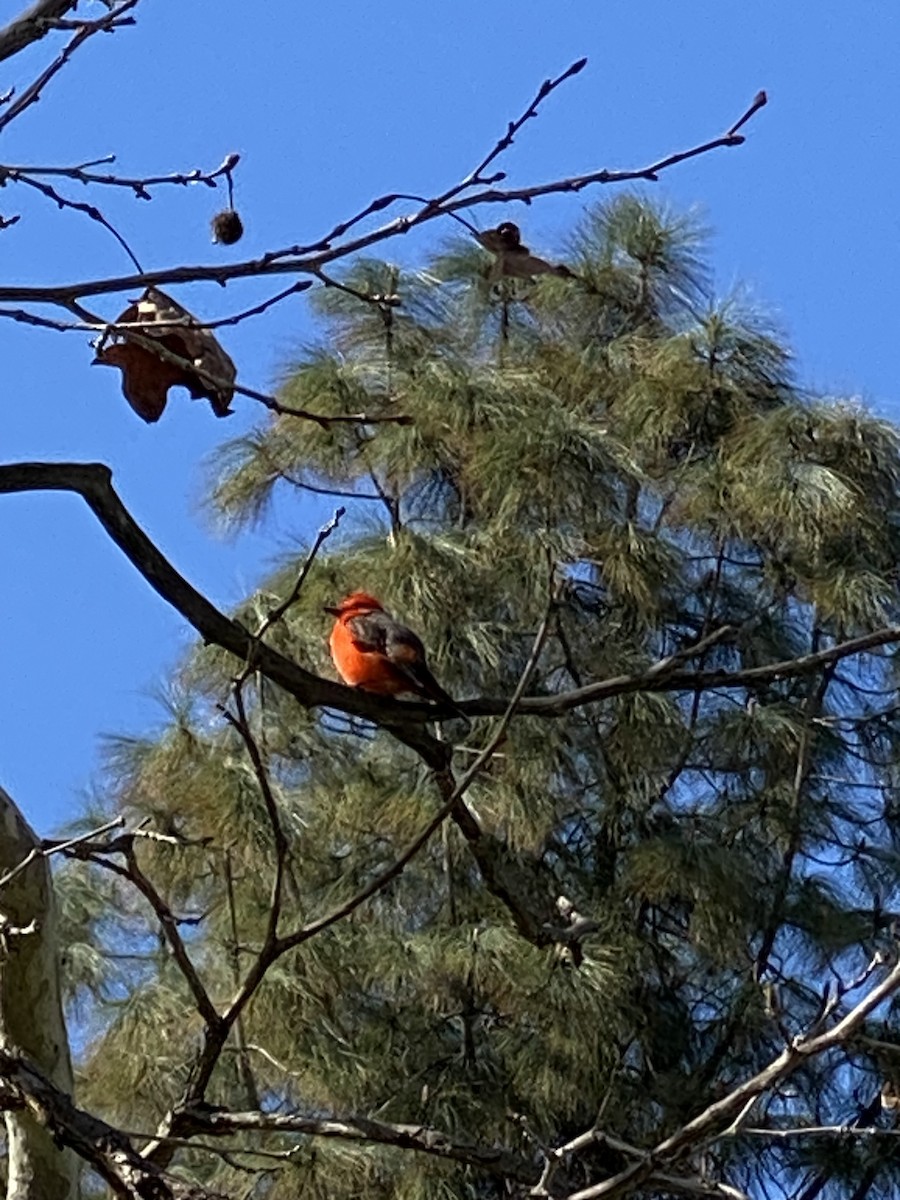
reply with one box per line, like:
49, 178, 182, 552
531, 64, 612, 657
561, 952, 900, 1200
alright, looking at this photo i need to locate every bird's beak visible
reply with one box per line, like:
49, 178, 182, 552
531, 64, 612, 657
323, 605, 341, 616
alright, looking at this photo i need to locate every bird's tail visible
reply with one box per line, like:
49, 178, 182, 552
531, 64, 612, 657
409, 664, 472, 731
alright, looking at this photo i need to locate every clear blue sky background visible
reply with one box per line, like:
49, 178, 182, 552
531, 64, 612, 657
2, 1, 899, 834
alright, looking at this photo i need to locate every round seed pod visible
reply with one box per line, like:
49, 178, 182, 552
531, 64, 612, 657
211, 208, 244, 245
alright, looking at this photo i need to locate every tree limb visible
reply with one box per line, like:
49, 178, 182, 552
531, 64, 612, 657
0, 89, 766, 306
562, 953, 900, 1199
0, 1046, 224, 1199
463, 624, 900, 717
0, 0, 78, 65
0, 460, 451, 768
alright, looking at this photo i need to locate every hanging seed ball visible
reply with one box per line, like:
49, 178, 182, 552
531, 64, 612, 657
211, 208, 244, 245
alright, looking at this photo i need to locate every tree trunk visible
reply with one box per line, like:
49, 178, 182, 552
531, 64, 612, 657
0, 788, 77, 1200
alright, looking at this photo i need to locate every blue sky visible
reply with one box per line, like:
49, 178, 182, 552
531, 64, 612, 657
2, 1, 899, 833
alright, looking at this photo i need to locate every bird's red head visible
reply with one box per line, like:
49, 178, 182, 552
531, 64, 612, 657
324, 591, 385, 618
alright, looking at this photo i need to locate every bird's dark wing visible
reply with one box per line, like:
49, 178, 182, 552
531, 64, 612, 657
345, 610, 389, 653
345, 610, 427, 662
346, 611, 453, 703
345, 610, 466, 718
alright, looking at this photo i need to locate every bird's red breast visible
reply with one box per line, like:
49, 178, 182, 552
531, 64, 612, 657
325, 592, 452, 702
328, 617, 412, 694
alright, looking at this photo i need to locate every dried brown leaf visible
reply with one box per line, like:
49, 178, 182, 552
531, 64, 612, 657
94, 288, 236, 423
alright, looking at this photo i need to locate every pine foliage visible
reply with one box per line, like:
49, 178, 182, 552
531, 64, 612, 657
59, 196, 900, 1198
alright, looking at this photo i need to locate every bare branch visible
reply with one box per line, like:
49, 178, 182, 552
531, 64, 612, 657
0, 460, 451, 765
10, 463, 897, 752
462, 623, 900, 718
12, 170, 143, 270
0, 0, 77, 65
0, 815, 124, 892
0, 1, 141, 135
562, 952, 900, 1200
0, 88, 766, 306
4, 149, 238, 197
84, 843, 221, 1030
171, 1106, 537, 1187
0, 1046, 224, 1199
426, 56, 589, 211
741, 1124, 900, 1140
241, 505, 345, 656
220, 688, 288, 944
105, 324, 411, 427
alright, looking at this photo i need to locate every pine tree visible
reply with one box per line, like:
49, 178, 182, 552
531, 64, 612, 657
58, 196, 900, 1199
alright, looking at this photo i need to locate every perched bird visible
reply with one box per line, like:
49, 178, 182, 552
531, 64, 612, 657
325, 591, 465, 717
476, 221, 574, 283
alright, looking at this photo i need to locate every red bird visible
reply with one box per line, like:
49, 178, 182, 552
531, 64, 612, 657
325, 591, 462, 713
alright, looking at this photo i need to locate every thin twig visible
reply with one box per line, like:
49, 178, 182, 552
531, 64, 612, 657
245, 506, 346, 657
0, 89, 767, 306
0, 0, 141, 135
740, 1124, 900, 1140
562, 952, 900, 1200
83, 844, 221, 1030
220, 687, 288, 944
13, 171, 143, 271
0, 815, 124, 892
428, 56, 589, 211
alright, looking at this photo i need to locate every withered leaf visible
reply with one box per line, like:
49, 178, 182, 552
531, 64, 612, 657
476, 221, 575, 283
94, 288, 236, 423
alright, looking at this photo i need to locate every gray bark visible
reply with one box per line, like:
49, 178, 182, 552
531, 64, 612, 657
0, 788, 77, 1200
0, 1, 79, 66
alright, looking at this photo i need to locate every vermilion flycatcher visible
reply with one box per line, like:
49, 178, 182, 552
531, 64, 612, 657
325, 591, 463, 714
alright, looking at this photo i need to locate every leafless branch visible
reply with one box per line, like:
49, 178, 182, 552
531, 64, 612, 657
243, 505, 346, 654
0, 460, 451, 766
0, 282, 311, 335
0, 151, 241, 199
0, 814, 124, 891
8, 462, 900, 752
84, 842, 221, 1030
6, 466, 900, 754
427, 56, 589, 210
103, 324, 412, 427
0, 1046, 223, 1199
12, 169, 144, 270
314, 267, 402, 313
462, 623, 900, 718
220, 688, 288, 945
0, 151, 243, 269
136, 1104, 752, 1199
0, 0, 78, 65
0, 87, 766, 306
171, 1106, 537, 1186
741, 1124, 900, 1140
561, 951, 900, 1200
0, 288, 408, 431
0, 1, 141, 135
